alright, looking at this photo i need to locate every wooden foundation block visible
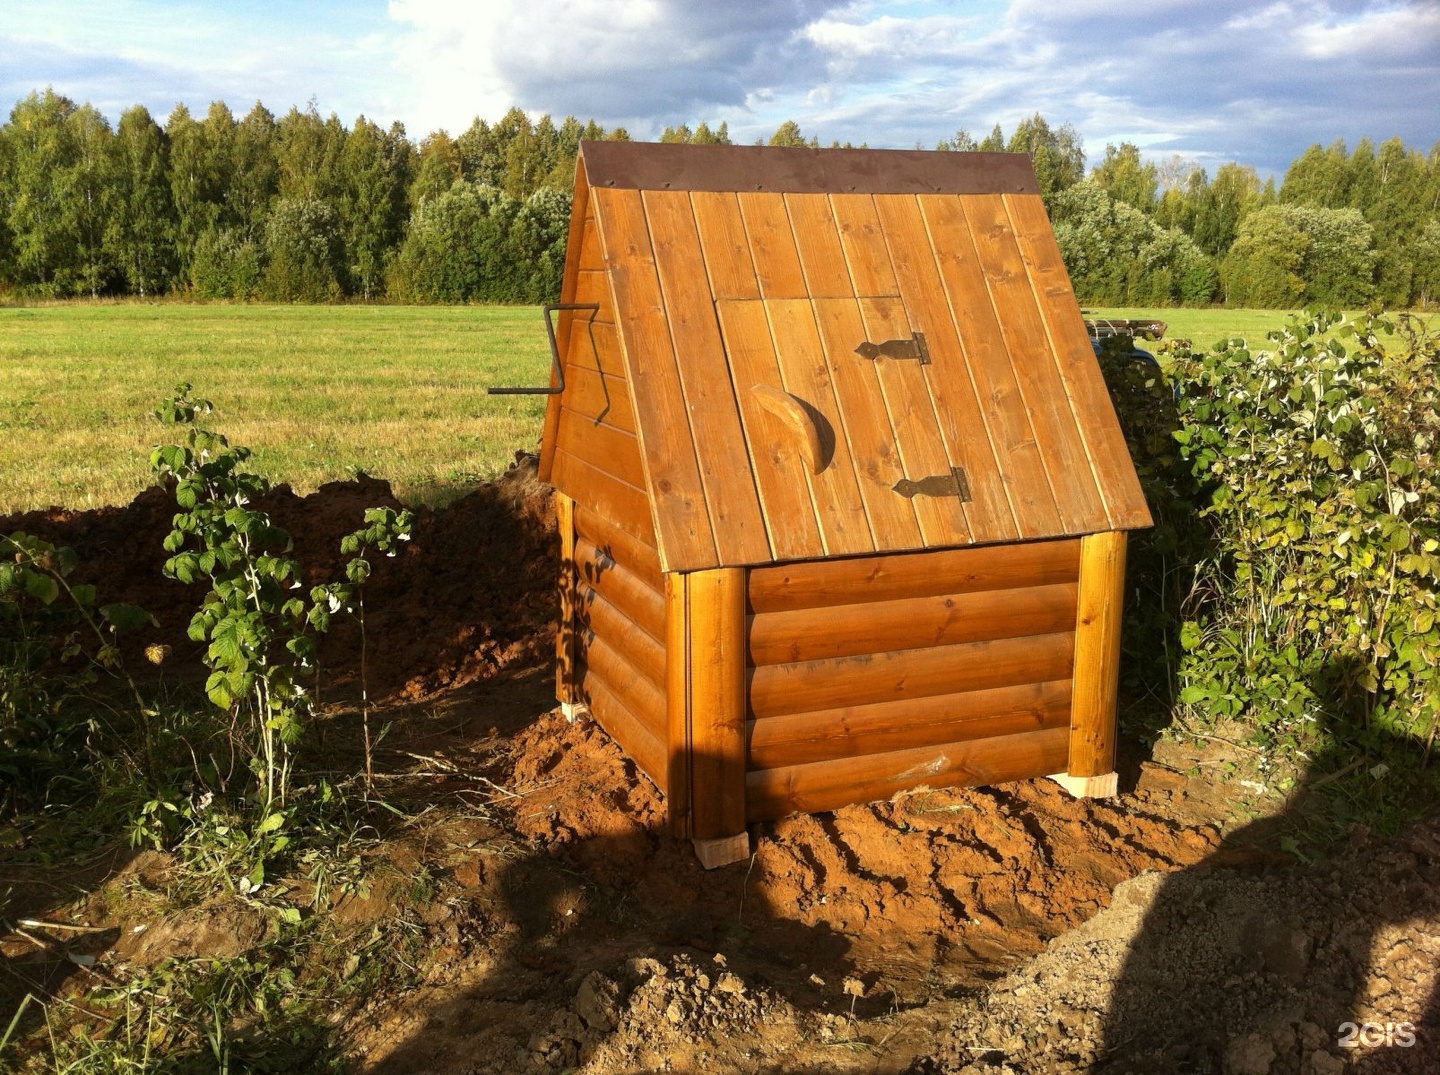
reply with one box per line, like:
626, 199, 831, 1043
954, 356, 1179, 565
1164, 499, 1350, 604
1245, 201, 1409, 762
692, 832, 751, 869
561, 701, 592, 724
1048, 771, 1119, 798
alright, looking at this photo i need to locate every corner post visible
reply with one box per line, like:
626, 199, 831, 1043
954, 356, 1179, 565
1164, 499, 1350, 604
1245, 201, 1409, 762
555, 493, 587, 722
664, 571, 691, 838
1053, 531, 1126, 798
683, 567, 750, 868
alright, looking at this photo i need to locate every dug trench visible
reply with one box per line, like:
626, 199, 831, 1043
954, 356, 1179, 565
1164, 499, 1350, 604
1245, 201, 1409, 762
2, 458, 1437, 1074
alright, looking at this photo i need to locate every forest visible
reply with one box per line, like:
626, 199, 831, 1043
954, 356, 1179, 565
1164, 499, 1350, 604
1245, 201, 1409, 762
0, 87, 1437, 308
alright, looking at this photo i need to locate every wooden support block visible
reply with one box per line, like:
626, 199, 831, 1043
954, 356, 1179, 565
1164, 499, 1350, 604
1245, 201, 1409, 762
1049, 771, 1119, 798
692, 832, 752, 870
555, 493, 579, 707
686, 567, 749, 842
1068, 531, 1127, 778
560, 701, 591, 724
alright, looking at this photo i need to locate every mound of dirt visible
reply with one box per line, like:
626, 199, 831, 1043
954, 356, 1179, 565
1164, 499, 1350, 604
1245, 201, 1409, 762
0, 454, 556, 698
499, 710, 1221, 996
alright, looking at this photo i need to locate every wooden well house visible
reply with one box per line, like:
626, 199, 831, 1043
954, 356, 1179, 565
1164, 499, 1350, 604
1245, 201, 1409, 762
533, 141, 1151, 867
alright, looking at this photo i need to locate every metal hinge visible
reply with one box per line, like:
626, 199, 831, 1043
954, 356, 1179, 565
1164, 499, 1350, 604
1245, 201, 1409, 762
893, 466, 971, 501
855, 332, 930, 365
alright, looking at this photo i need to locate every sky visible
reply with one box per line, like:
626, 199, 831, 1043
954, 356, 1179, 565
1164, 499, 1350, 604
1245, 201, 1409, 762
3, 0, 1438, 180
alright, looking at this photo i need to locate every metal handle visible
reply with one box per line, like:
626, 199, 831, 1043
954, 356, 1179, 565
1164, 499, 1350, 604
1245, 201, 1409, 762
488, 303, 600, 395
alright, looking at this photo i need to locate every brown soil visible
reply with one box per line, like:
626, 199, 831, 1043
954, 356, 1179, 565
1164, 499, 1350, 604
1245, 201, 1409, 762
3, 462, 1437, 1074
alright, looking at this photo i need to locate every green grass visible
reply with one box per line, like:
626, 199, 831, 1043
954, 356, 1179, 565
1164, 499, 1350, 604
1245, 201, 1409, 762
0, 302, 553, 513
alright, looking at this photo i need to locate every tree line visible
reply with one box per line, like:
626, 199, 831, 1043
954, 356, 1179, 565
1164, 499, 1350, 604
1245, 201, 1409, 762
1, 88, 1437, 308
938, 119, 1440, 308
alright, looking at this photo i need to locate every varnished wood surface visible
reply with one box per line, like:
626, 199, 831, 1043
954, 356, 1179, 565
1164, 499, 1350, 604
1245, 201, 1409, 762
592, 186, 717, 572
574, 504, 661, 579
644, 190, 771, 565
749, 630, 1075, 719
874, 194, 1015, 545
917, 194, 1062, 535
579, 633, 667, 740
685, 568, 749, 840
1005, 195, 1152, 530
1069, 531, 1127, 777
748, 581, 1077, 665
560, 148, 1148, 573
572, 538, 666, 642
665, 573, 691, 837
579, 669, 667, 794
550, 448, 654, 552
748, 539, 1080, 614
747, 679, 1071, 769
579, 585, 667, 691
745, 725, 1070, 820
554, 493, 578, 707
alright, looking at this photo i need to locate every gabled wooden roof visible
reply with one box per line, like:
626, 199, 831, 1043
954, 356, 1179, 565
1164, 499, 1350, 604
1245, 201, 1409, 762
540, 141, 1151, 574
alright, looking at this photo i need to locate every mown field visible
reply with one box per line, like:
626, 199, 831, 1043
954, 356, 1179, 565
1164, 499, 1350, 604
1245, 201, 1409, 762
0, 300, 1364, 514
0, 303, 552, 513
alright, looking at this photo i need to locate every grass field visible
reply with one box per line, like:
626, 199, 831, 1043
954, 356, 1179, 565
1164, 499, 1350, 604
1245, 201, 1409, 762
0, 301, 1407, 514
1, 303, 552, 513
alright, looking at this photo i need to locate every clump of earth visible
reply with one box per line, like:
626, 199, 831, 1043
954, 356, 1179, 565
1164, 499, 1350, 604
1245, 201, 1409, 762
3, 459, 1436, 1074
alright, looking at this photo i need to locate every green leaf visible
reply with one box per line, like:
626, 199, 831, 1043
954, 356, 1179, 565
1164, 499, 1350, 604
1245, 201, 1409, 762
256, 812, 286, 835
23, 572, 59, 605
100, 603, 156, 634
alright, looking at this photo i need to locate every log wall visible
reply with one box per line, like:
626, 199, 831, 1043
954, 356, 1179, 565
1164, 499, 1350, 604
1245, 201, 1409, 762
569, 502, 670, 795
743, 538, 1080, 819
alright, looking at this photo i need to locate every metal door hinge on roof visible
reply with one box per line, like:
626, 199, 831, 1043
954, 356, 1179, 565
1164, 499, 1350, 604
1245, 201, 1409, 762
855, 333, 930, 365
893, 466, 971, 501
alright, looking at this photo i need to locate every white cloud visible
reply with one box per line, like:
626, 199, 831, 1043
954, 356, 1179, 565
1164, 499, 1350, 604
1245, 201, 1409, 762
3, 0, 1437, 176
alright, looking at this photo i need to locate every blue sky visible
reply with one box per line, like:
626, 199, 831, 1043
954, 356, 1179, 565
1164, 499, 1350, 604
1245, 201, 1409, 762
4, 0, 1437, 179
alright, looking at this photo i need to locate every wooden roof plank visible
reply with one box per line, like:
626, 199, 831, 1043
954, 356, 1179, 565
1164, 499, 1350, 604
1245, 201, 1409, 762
550, 446, 656, 550
873, 194, 1019, 546
1004, 194, 1153, 531
916, 194, 1064, 537
561, 364, 634, 432
591, 185, 718, 572
853, 294, 971, 546
556, 406, 646, 489
762, 298, 876, 557
690, 191, 761, 301
642, 189, 773, 565
737, 192, 809, 299
956, 193, 1110, 536
810, 297, 925, 550
713, 299, 826, 561
784, 193, 857, 298
830, 194, 900, 298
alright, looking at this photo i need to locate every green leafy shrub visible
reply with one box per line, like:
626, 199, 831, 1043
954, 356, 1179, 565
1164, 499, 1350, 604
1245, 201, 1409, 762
1165, 312, 1439, 754
150, 385, 326, 815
